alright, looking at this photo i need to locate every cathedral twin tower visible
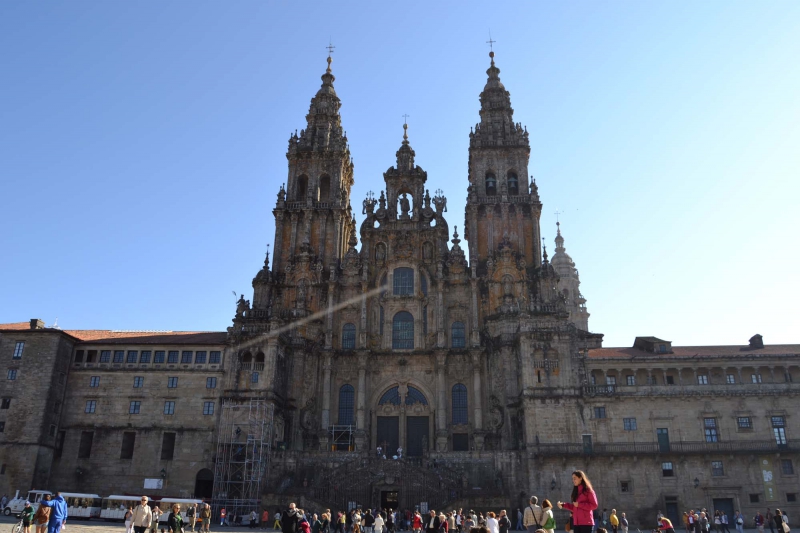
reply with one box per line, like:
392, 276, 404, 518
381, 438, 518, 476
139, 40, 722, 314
230, 51, 596, 455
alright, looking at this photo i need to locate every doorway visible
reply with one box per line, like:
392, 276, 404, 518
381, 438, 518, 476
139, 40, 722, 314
406, 416, 429, 457
665, 497, 679, 524
381, 491, 398, 511
194, 468, 214, 499
657, 428, 670, 452
377, 417, 399, 455
713, 499, 735, 522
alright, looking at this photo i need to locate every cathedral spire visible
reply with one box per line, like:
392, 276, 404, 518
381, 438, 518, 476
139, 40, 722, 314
396, 120, 415, 171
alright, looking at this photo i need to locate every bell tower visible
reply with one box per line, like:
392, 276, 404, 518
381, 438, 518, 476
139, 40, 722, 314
270, 54, 355, 277
464, 51, 542, 270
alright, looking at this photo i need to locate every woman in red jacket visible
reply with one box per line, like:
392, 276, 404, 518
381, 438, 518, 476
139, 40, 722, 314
558, 471, 599, 533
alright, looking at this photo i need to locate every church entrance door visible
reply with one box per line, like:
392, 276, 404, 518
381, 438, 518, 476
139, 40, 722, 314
406, 416, 429, 457
377, 416, 399, 455
381, 491, 398, 511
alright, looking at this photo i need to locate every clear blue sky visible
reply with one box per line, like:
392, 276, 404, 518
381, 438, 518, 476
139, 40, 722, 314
2, 2, 798, 347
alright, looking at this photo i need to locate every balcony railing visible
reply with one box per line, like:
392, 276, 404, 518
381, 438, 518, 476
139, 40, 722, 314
531, 439, 800, 456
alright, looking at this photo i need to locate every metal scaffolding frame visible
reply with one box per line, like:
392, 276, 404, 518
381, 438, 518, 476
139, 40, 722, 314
328, 424, 355, 451
212, 398, 274, 522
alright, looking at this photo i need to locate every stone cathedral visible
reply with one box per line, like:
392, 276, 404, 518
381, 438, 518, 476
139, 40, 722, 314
2, 51, 799, 526
230, 50, 598, 463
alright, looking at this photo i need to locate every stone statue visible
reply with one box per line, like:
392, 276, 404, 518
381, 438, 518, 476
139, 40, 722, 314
236, 295, 250, 318
375, 243, 386, 265
399, 193, 411, 219
277, 185, 286, 202
423, 242, 433, 262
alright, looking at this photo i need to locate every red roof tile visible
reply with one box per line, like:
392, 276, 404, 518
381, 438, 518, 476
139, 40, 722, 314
0, 322, 33, 330
0, 322, 227, 345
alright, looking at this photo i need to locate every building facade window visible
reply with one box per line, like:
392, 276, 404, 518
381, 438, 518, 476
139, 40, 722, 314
203, 402, 215, 415
126, 351, 138, 363
0, 422, 5, 432
752, 374, 763, 383
195, 351, 207, 364
620, 481, 631, 493
626, 375, 635, 386
129, 401, 141, 414
89, 376, 100, 388
206, 377, 217, 389
393, 268, 414, 296
646, 375, 657, 385
12, 342, 24, 359
704, 418, 719, 442
113, 351, 124, 363
181, 351, 193, 364
161, 432, 176, 460
140, 351, 151, 363
100, 350, 111, 363
6, 370, 16, 381
85, 400, 97, 413
773, 416, 787, 445
210, 351, 221, 364
120, 432, 136, 459
737, 417, 752, 429
405, 386, 428, 406
0, 399, 10, 409
788, 493, 797, 503
712, 461, 725, 476
662, 462, 674, 477
154, 351, 165, 363
726, 374, 736, 384
163, 401, 175, 415
251, 372, 259, 383
781, 459, 794, 475
452, 384, 468, 425
451, 322, 466, 348
338, 384, 354, 426
342, 323, 356, 350
594, 407, 607, 419
167, 351, 179, 364
749, 494, 761, 504
379, 386, 401, 406
167, 377, 178, 388
78, 431, 94, 458
392, 311, 414, 349
133, 376, 144, 388
507, 172, 519, 195
623, 418, 637, 431
697, 375, 709, 385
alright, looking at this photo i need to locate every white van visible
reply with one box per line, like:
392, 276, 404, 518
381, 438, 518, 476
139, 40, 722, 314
3, 490, 52, 516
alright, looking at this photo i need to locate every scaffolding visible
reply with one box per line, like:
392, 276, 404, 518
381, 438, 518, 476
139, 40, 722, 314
212, 398, 274, 523
328, 425, 355, 451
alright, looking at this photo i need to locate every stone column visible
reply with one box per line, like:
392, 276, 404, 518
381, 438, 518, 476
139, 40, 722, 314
359, 281, 368, 349
472, 352, 485, 450
321, 354, 332, 429
289, 213, 299, 256
273, 213, 285, 271
332, 213, 342, 262
319, 213, 328, 263
302, 209, 313, 245
436, 285, 445, 348
470, 279, 480, 346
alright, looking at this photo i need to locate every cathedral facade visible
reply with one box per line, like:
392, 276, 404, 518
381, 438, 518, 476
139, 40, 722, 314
1, 52, 799, 527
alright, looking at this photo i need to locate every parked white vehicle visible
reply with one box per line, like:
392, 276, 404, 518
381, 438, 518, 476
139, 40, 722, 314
158, 498, 203, 523
61, 493, 102, 519
3, 490, 52, 516
100, 495, 144, 521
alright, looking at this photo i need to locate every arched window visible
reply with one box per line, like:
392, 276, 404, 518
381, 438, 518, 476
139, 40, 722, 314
393, 268, 414, 295
392, 311, 414, 349
338, 385, 354, 425
405, 386, 428, 406
451, 322, 466, 348
296, 175, 308, 201
240, 352, 252, 364
452, 384, 468, 425
342, 323, 356, 350
485, 173, 497, 196
318, 175, 331, 202
508, 172, 519, 195
379, 386, 401, 406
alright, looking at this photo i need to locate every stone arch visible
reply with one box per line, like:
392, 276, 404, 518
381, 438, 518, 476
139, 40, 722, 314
318, 174, 331, 202
507, 170, 519, 195
194, 468, 214, 499
296, 175, 308, 201
255, 352, 265, 363
240, 351, 252, 364
485, 172, 497, 196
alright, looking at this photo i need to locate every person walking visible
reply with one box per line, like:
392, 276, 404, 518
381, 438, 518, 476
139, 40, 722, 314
558, 471, 598, 533
126, 506, 135, 533
200, 504, 211, 533
734, 512, 744, 533
756, 513, 765, 533
619, 513, 628, 533
774, 510, 788, 533
151, 506, 163, 533
412, 512, 422, 533
168, 505, 184, 533
34, 496, 52, 533
487, 513, 499, 533
21, 501, 35, 533
721, 513, 731, 533
375, 512, 385, 533
767, 511, 775, 533
659, 516, 676, 533
425, 511, 441, 533
186, 504, 196, 532
39, 492, 68, 533
131, 496, 153, 533
499, 511, 511, 533
524, 497, 545, 533
516, 511, 523, 532
282, 504, 300, 533
221, 508, 227, 527
541, 501, 555, 533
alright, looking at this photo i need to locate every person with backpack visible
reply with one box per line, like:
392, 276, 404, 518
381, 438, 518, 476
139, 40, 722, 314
524, 497, 545, 533
541, 501, 556, 533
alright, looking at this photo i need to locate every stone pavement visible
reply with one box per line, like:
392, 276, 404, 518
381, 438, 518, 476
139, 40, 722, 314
0, 517, 271, 533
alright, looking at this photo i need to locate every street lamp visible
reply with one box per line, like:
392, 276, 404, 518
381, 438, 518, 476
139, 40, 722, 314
694, 477, 700, 488
551, 479, 557, 491
161, 468, 167, 479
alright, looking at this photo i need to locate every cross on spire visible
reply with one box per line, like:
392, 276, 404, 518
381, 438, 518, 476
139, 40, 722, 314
326, 40, 335, 57
486, 33, 496, 51
402, 113, 410, 125
554, 209, 562, 224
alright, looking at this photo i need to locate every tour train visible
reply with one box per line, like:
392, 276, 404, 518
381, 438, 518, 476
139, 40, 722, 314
3, 490, 202, 521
